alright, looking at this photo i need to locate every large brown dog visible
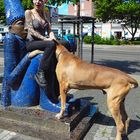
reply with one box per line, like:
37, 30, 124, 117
54, 42, 138, 140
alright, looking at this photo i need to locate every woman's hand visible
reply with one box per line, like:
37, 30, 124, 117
49, 32, 56, 40
43, 32, 56, 41
28, 50, 43, 59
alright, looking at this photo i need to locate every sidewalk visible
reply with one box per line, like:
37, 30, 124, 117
0, 129, 40, 140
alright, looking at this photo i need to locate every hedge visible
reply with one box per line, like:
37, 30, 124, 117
83, 34, 140, 45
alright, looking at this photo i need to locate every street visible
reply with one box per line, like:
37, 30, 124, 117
0, 44, 140, 140
82, 45, 140, 75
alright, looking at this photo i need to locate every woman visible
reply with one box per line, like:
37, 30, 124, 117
25, 0, 61, 87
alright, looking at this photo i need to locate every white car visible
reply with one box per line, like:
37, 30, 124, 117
0, 33, 3, 43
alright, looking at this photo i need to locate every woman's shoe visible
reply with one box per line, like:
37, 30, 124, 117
35, 69, 47, 87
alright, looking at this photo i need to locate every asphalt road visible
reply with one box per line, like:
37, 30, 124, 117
82, 45, 140, 75
0, 44, 140, 140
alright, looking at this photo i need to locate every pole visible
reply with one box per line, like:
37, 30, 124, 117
77, 1, 81, 57
80, 21, 83, 59
91, 19, 94, 63
61, 19, 63, 40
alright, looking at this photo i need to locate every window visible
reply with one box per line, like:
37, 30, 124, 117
0, 28, 4, 32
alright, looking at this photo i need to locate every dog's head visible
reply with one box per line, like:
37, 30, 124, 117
53, 39, 68, 59
56, 44, 68, 59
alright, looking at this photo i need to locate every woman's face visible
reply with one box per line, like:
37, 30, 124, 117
33, 0, 45, 10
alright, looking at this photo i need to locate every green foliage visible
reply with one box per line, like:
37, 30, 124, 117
0, 0, 81, 24
94, 34, 102, 43
22, 0, 33, 9
0, 0, 5, 24
83, 35, 92, 44
95, 0, 121, 22
49, 0, 80, 6
132, 41, 140, 45
94, 0, 140, 40
83, 35, 140, 45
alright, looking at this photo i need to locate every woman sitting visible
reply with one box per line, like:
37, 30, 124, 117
25, 0, 70, 87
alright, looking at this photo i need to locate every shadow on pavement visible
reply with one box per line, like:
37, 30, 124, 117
91, 111, 140, 132
128, 119, 140, 135
78, 96, 94, 102
94, 112, 115, 126
95, 59, 140, 74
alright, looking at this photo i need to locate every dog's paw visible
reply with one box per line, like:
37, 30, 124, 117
55, 113, 63, 120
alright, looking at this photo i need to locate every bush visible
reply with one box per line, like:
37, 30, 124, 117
94, 34, 102, 44
131, 41, 140, 45
83, 35, 92, 44
83, 35, 140, 45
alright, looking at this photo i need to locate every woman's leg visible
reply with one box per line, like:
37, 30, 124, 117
26, 41, 56, 87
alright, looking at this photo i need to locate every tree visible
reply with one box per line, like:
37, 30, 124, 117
0, 0, 80, 24
48, 0, 79, 5
0, 0, 33, 24
0, 0, 5, 24
22, 0, 33, 9
115, 1, 140, 40
95, 0, 140, 40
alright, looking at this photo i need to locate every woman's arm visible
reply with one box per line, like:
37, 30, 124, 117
25, 10, 49, 40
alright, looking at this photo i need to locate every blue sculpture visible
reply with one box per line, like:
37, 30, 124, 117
2, 0, 79, 114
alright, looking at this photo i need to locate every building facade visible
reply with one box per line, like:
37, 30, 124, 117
68, 0, 94, 17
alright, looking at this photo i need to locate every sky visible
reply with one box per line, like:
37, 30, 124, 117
58, 3, 68, 15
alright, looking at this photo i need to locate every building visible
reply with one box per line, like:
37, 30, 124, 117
95, 22, 140, 39
0, 24, 8, 42
68, 0, 94, 17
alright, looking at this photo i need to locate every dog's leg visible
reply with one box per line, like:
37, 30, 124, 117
120, 99, 130, 135
107, 97, 124, 140
107, 84, 130, 140
55, 82, 68, 119
107, 92, 125, 140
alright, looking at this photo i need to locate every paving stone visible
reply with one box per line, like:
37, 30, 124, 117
0, 129, 41, 140
0, 130, 10, 139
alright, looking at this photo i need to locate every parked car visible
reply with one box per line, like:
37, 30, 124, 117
0, 33, 3, 43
